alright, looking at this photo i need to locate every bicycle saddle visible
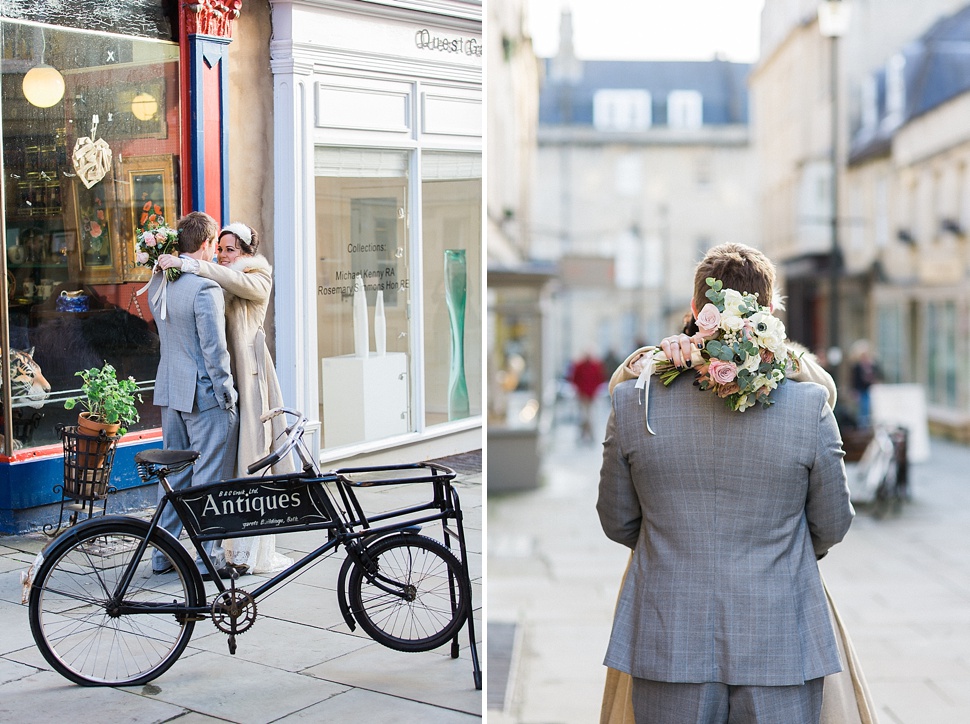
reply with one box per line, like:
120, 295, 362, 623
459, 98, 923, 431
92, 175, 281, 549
134, 449, 201, 482
134, 449, 200, 466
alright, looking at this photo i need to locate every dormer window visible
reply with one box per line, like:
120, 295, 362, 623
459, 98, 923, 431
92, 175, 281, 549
859, 75, 878, 135
593, 90, 652, 131
883, 53, 906, 130
667, 90, 703, 130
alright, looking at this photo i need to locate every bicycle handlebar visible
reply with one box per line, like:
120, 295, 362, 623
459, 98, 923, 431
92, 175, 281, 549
247, 408, 309, 475
260, 406, 303, 424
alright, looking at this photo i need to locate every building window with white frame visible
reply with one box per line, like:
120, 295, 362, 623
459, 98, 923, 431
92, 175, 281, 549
314, 147, 412, 449
667, 90, 703, 130
883, 53, 906, 131
593, 89, 651, 131
421, 151, 482, 427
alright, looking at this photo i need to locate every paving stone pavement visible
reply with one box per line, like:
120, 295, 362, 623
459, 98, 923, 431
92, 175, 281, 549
488, 397, 970, 724
0, 458, 482, 723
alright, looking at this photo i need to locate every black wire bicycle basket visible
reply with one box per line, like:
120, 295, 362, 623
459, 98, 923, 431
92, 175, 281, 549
60, 425, 120, 500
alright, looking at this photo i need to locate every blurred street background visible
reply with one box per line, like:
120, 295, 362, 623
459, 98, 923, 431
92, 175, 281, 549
487, 1, 970, 720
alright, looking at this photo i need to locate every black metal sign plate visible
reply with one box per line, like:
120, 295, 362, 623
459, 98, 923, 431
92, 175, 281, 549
178, 477, 332, 536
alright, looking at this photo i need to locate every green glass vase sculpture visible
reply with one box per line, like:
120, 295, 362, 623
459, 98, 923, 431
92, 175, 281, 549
445, 249, 469, 420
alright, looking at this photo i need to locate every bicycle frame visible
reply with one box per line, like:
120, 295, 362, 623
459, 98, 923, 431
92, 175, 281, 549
99, 410, 480, 687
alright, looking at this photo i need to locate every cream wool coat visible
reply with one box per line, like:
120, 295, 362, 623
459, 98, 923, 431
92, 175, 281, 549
195, 254, 294, 476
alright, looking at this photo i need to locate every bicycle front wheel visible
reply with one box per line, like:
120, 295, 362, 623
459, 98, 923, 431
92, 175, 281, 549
348, 534, 470, 652
28, 518, 200, 686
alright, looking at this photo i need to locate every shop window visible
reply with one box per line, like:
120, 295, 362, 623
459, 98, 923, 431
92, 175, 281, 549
1, 1, 177, 40
421, 152, 482, 426
2, 20, 181, 452
314, 148, 411, 448
926, 301, 957, 408
876, 303, 903, 383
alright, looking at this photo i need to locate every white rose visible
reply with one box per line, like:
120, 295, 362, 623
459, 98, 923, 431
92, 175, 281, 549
721, 312, 745, 333
721, 289, 744, 317
742, 352, 761, 373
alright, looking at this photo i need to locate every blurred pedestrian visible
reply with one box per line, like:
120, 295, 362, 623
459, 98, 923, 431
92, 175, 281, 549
603, 349, 623, 379
569, 351, 606, 442
849, 340, 881, 428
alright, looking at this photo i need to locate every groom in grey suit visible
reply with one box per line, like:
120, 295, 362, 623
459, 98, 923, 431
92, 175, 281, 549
150, 211, 238, 578
598, 244, 854, 723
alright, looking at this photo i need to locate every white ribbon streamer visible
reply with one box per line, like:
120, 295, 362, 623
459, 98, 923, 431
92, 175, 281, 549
136, 265, 169, 320
634, 357, 658, 436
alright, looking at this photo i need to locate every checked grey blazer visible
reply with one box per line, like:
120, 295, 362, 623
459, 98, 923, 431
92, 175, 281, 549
597, 376, 854, 687
149, 272, 237, 414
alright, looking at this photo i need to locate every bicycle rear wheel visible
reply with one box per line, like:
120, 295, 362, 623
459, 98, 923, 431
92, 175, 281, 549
348, 534, 469, 652
28, 518, 200, 686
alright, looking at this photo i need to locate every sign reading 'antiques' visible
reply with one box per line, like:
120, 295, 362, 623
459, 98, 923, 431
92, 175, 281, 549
181, 479, 331, 536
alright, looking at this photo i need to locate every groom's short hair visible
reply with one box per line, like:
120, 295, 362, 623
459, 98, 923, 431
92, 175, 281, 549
693, 243, 776, 311
177, 211, 219, 254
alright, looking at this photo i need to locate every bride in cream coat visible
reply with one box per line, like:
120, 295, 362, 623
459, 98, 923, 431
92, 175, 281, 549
159, 222, 293, 574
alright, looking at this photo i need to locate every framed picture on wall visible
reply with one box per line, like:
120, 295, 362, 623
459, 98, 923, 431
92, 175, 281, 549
50, 230, 74, 265
71, 180, 122, 283
119, 154, 178, 282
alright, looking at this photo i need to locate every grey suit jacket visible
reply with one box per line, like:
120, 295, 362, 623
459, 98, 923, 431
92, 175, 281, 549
598, 376, 853, 686
149, 272, 237, 413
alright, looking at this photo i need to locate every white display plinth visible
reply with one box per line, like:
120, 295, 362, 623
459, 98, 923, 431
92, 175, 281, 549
321, 353, 408, 447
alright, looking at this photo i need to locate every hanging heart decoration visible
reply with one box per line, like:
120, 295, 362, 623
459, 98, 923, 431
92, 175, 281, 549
72, 115, 112, 188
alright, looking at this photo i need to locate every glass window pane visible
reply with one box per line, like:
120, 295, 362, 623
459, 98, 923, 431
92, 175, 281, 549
2, 21, 180, 450
421, 151, 482, 426
1, 1, 176, 40
314, 147, 411, 448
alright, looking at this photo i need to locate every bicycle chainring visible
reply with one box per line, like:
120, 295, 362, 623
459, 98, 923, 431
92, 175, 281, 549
210, 589, 257, 635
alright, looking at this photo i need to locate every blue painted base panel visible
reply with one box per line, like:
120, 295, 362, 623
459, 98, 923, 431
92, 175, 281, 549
0, 439, 163, 535
3, 484, 159, 536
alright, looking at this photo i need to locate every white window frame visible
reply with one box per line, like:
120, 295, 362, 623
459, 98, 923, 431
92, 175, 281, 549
593, 89, 652, 131
667, 89, 703, 130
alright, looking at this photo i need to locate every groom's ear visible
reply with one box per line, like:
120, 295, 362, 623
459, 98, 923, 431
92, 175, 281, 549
690, 299, 699, 319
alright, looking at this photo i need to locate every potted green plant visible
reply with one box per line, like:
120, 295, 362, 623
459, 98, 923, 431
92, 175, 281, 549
65, 362, 142, 443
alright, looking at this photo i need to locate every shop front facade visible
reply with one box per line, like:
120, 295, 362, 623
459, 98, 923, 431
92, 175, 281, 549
0, 1, 214, 532
269, 0, 483, 467
0, 0, 482, 533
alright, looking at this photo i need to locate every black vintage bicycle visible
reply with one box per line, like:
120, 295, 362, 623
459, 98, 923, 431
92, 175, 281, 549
26, 408, 481, 690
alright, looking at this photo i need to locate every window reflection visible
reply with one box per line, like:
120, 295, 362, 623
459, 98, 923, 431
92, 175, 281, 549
421, 152, 482, 426
2, 21, 180, 450
314, 148, 411, 448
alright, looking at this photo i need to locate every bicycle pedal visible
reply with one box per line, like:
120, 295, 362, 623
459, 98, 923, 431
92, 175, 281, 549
227, 635, 236, 655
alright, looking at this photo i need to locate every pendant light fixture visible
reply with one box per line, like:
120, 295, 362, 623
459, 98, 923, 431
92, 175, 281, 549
130, 92, 159, 121
22, 28, 65, 108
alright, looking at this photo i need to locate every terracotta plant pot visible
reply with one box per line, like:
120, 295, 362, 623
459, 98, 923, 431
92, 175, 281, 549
75, 412, 121, 469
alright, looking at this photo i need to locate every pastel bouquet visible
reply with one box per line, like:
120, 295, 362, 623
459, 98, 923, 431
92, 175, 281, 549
646, 278, 801, 413
134, 226, 181, 282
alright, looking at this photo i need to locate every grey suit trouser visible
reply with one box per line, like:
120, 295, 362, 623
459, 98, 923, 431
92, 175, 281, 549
632, 677, 824, 724
152, 404, 239, 573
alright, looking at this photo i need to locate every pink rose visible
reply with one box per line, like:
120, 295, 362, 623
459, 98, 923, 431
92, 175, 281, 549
155, 231, 167, 243
708, 358, 738, 385
135, 251, 150, 264
144, 236, 157, 247
695, 303, 721, 339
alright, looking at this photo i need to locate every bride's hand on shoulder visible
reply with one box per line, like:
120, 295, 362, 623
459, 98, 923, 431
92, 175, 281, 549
157, 253, 183, 270
660, 333, 705, 369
